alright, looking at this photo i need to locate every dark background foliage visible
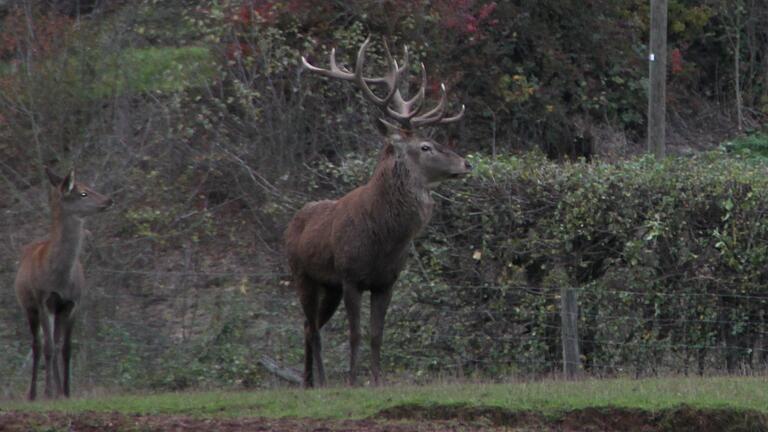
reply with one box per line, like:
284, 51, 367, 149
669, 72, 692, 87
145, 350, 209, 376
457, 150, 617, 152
0, 0, 767, 393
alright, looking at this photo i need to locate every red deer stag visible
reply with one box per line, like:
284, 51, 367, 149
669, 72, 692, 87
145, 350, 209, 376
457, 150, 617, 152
286, 37, 471, 387
15, 167, 112, 400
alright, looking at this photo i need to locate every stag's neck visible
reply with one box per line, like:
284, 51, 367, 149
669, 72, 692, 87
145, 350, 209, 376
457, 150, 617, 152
48, 204, 85, 277
369, 148, 433, 226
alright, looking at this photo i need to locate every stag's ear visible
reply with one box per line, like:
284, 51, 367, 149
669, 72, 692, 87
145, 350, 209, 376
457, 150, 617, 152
375, 117, 394, 136
376, 118, 412, 151
61, 169, 75, 194
375, 117, 411, 137
45, 166, 63, 187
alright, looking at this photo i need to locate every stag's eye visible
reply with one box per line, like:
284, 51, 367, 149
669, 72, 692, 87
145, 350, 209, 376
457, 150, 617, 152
420, 144, 432, 152
79, 192, 88, 198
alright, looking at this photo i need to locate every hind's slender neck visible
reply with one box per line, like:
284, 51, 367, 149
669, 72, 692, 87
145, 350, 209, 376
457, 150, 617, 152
48, 195, 84, 277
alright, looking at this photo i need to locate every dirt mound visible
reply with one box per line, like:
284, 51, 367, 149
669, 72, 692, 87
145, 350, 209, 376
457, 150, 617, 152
376, 403, 768, 432
377, 403, 549, 429
0, 410, 520, 432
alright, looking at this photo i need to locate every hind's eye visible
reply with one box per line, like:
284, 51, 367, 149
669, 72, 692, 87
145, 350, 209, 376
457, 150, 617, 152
80, 192, 88, 198
421, 145, 432, 152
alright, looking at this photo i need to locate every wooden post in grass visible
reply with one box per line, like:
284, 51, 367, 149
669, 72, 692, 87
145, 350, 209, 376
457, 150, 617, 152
560, 287, 582, 379
647, 0, 668, 159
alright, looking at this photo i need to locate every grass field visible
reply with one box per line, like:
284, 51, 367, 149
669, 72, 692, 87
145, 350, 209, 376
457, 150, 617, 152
1, 376, 767, 431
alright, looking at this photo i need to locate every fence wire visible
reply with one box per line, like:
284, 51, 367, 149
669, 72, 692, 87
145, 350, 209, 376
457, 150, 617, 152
2, 264, 768, 397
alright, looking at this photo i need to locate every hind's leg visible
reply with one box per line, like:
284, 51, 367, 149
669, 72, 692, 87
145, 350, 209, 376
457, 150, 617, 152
44, 294, 64, 398
26, 308, 41, 401
39, 307, 58, 399
55, 304, 75, 397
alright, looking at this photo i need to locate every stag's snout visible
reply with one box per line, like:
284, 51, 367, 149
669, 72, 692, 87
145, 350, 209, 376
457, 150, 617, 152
458, 159, 473, 175
447, 158, 472, 179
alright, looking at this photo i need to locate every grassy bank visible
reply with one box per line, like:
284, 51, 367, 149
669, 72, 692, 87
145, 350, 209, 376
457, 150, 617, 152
2, 376, 766, 419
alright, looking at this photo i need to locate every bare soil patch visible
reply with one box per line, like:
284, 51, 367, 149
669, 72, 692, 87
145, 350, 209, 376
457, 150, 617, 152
377, 403, 768, 432
0, 405, 766, 431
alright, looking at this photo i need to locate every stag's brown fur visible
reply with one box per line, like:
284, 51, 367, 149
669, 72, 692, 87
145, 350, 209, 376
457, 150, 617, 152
286, 131, 470, 387
15, 168, 112, 400
290, 37, 470, 388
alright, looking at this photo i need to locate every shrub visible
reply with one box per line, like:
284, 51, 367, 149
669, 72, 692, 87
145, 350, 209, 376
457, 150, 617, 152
363, 152, 768, 376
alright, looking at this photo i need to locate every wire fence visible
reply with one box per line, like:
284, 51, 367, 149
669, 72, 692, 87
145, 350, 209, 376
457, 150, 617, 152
2, 263, 768, 398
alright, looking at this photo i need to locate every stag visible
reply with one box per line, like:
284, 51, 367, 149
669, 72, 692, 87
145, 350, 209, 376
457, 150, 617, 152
15, 167, 112, 400
286, 37, 471, 387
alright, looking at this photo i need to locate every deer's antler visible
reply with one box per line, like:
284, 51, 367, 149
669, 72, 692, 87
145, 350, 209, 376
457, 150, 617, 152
301, 36, 464, 129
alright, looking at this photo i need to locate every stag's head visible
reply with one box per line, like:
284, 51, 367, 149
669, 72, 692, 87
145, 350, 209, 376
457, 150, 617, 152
46, 167, 113, 217
301, 36, 472, 188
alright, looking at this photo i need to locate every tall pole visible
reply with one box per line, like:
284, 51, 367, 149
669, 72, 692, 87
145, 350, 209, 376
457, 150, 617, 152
648, 0, 668, 159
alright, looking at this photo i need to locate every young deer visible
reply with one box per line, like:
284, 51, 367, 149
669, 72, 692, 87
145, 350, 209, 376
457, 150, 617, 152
15, 167, 112, 400
286, 37, 471, 387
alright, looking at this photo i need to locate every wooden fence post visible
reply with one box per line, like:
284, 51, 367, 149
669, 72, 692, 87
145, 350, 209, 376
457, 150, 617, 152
560, 287, 582, 379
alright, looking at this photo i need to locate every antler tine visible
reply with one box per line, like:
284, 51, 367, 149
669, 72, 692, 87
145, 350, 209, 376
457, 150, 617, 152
301, 48, 354, 80
354, 36, 400, 109
302, 36, 464, 129
393, 42, 409, 77
384, 59, 427, 127
438, 104, 465, 124
301, 40, 387, 84
403, 62, 426, 114
329, 48, 353, 76
411, 83, 449, 127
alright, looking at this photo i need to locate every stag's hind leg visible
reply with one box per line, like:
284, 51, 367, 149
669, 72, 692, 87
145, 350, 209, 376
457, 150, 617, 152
25, 308, 41, 401
312, 285, 342, 386
318, 285, 342, 329
298, 277, 322, 388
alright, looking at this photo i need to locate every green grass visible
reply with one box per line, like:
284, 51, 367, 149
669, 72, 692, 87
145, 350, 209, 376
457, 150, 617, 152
723, 132, 768, 160
2, 376, 767, 419
0, 46, 216, 98
91, 46, 216, 97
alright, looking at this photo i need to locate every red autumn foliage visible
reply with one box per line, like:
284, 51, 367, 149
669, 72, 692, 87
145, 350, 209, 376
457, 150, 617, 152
234, 0, 309, 27
671, 47, 684, 74
0, 7, 73, 61
225, 0, 313, 61
435, 0, 498, 39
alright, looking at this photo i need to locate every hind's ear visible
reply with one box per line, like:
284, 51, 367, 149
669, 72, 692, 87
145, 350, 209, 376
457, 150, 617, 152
45, 166, 63, 187
61, 169, 75, 194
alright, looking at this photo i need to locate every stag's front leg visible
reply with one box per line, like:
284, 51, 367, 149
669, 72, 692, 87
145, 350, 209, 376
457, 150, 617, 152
343, 283, 362, 386
370, 288, 393, 386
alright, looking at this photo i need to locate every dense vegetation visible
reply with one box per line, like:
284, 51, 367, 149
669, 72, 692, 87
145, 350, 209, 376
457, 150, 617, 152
0, 0, 767, 394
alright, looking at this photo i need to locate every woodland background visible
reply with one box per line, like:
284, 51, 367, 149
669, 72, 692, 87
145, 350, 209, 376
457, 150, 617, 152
1, 0, 768, 394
